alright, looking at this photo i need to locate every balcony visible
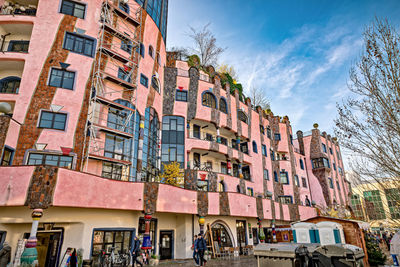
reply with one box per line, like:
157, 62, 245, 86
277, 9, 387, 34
0, 60, 24, 94
0, 23, 33, 53
0, 0, 38, 16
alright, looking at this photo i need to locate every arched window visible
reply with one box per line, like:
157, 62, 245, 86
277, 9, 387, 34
0, 76, 21, 94
151, 75, 160, 92
252, 141, 257, 153
219, 98, 228, 113
237, 110, 248, 124
202, 92, 216, 108
218, 181, 225, 192
149, 45, 154, 58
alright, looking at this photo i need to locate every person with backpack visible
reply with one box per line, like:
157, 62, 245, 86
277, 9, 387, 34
195, 233, 207, 266
131, 236, 143, 267
192, 235, 199, 266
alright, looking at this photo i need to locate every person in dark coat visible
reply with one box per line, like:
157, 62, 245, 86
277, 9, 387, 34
195, 234, 207, 266
0, 242, 11, 267
131, 236, 143, 267
192, 235, 199, 266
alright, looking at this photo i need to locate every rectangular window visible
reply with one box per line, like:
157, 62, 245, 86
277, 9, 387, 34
338, 167, 343, 175
104, 133, 132, 161
264, 169, 269, 180
280, 171, 289, 184
267, 127, 271, 138
274, 133, 281, 141
337, 150, 341, 160
262, 144, 267, 156
312, 158, 330, 169
333, 162, 336, 170
39, 111, 67, 130
139, 42, 145, 57
91, 230, 132, 261
270, 149, 275, 161
274, 171, 278, 182
328, 178, 334, 188
278, 196, 293, 204
329, 147, 333, 154
140, 74, 148, 87
322, 143, 327, 153
60, 0, 86, 19
1, 147, 14, 166
193, 124, 200, 139
118, 68, 132, 83
102, 162, 128, 180
121, 39, 132, 53
49, 68, 75, 89
221, 162, 227, 174
336, 181, 340, 191
233, 164, 239, 177
8, 40, 29, 52
240, 142, 249, 154
27, 153, 73, 168
220, 137, 227, 146
197, 180, 209, 191
247, 187, 254, 196
260, 125, 265, 134
242, 166, 251, 181
302, 177, 307, 188
63, 32, 95, 57
232, 139, 238, 150
300, 159, 304, 170
175, 90, 188, 102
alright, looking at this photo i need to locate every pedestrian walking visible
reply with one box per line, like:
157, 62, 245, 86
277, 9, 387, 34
131, 236, 143, 267
196, 233, 207, 266
192, 235, 199, 266
0, 242, 11, 267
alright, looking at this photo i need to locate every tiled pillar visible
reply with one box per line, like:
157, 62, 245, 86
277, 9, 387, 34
20, 209, 43, 265
142, 214, 153, 250
198, 216, 205, 235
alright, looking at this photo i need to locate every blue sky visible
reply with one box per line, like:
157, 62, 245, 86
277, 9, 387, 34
166, 0, 400, 134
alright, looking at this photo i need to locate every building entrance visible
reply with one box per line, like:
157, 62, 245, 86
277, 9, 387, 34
159, 230, 173, 260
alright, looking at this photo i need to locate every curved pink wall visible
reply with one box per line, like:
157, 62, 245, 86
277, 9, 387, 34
53, 168, 144, 210
0, 166, 33, 206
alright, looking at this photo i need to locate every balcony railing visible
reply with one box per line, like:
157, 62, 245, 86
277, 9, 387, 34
0, 4, 37, 16
190, 131, 246, 151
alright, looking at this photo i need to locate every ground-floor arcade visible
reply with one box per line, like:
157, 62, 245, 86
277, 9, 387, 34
0, 206, 292, 266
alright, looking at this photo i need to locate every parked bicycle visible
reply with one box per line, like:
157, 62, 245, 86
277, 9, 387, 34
97, 247, 131, 267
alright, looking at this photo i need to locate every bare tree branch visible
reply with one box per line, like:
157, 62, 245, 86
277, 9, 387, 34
187, 23, 225, 67
335, 18, 400, 227
248, 87, 270, 110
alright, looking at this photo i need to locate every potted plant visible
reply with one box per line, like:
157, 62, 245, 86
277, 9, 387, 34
149, 254, 159, 266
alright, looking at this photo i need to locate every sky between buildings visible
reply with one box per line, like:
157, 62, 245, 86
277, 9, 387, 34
166, 0, 400, 135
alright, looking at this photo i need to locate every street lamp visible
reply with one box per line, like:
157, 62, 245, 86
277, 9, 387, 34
0, 102, 22, 125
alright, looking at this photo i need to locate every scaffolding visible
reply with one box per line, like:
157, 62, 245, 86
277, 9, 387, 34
82, 0, 143, 182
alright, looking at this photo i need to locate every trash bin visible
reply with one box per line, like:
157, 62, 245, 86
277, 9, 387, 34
254, 243, 319, 267
312, 244, 365, 267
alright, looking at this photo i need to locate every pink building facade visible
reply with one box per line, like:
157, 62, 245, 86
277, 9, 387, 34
0, 0, 350, 263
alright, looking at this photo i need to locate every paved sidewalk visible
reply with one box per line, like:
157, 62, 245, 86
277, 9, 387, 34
157, 256, 257, 266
